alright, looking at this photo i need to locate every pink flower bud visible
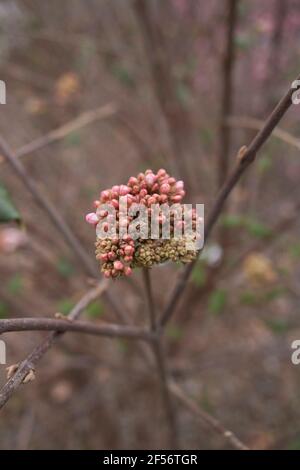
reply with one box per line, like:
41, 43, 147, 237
100, 190, 110, 201
124, 266, 132, 276
122, 234, 132, 242
128, 177, 138, 186
93, 200, 101, 208
112, 185, 120, 194
114, 260, 124, 271
103, 270, 112, 278
159, 194, 168, 203
138, 172, 145, 180
119, 185, 130, 196
157, 169, 167, 178
124, 245, 134, 256
160, 183, 171, 194
147, 196, 156, 207
171, 195, 182, 203
99, 209, 108, 218
125, 194, 134, 207
111, 199, 119, 209
168, 177, 176, 185
100, 253, 108, 262
145, 174, 156, 186
85, 213, 99, 225
175, 180, 184, 190
140, 189, 148, 198
124, 256, 133, 262
108, 251, 117, 261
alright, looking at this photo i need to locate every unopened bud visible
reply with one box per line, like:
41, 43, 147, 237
85, 213, 99, 225
160, 183, 171, 194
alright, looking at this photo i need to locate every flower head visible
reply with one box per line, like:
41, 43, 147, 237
86, 169, 200, 278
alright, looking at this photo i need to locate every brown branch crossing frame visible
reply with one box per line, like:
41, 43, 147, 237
159, 76, 300, 327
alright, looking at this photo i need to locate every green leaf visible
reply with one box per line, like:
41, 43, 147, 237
240, 290, 258, 306
265, 318, 290, 335
288, 436, 300, 450
117, 339, 129, 353
244, 219, 272, 239
0, 302, 9, 318
263, 287, 286, 302
57, 299, 75, 315
208, 289, 227, 315
289, 243, 300, 259
85, 300, 104, 318
56, 257, 75, 278
166, 325, 183, 341
221, 214, 244, 229
7, 274, 23, 295
234, 33, 254, 51
192, 262, 207, 287
199, 127, 213, 150
258, 155, 272, 174
200, 389, 214, 413
111, 63, 135, 89
175, 82, 192, 107
0, 182, 21, 224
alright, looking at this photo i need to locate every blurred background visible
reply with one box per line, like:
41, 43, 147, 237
0, 0, 300, 450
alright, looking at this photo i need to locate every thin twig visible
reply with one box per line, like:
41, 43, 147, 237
0, 284, 248, 449
133, 0, 193, 188
0, 317, 152, 341
160, 75, 300, 327
217, 0, 239, 187
169, 381, 249, 450
143, 268, 179, 448
142, 268, 157, 330
14, 103, 117, 159
226, 115, 300, 151
217, 0, 239, 251
0, 281, 107, 409
0, 135, 124, 322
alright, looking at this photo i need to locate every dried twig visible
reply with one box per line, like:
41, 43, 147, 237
143, 268, 178, 447
226, 115, 300, 151
217, 0, 239, 187
0, 317, 152, 341
133, 0, 193, 188
0, 281, 107, 409
0, 136, 124, 322
169, 381, 249, 450
14, 103, 117, 159
160, 75, 300, 327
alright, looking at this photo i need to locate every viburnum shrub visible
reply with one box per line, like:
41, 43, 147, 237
86, 169, 200, 278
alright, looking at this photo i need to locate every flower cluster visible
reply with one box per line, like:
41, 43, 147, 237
86, 169, 199, 278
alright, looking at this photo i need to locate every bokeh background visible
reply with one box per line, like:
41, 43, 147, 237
0, 0, 300, 449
